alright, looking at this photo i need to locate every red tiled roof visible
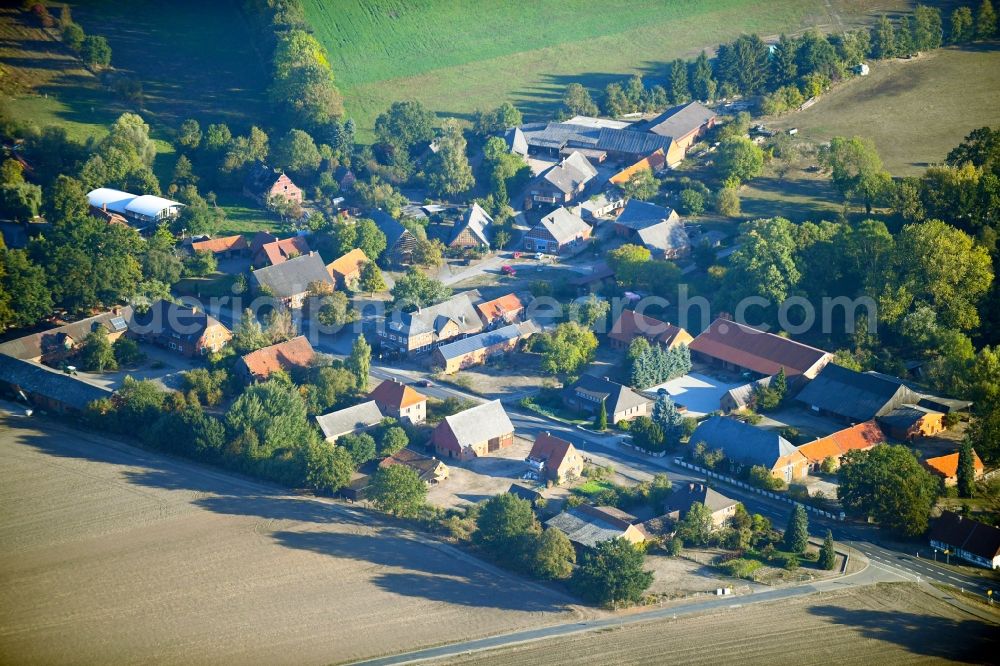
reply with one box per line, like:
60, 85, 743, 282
191, 235, 249, 254
689, 317, 830, 377
250, 231, 278, 253
261, 236, 311, 266
239, 336, 315, 380
609, 148, 666, 185
608, 309, 691, 347
327, 248, 369, 278
528, 433, 575, 472
475, 293, 524, 324
924, 451, 984, 479
797, 421, 885, 463
369, 379, 427, 409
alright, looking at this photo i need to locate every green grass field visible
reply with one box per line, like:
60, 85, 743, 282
768, 46, 1000, 175
303, 0, 906, 137
1, 1, 267, 159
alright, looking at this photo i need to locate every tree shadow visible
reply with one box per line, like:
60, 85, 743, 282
271, 529, 573, 612
807, 602, 998, 663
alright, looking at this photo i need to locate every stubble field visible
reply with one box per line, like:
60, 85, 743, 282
432, 583, 999, 665
0, 416, 586, 665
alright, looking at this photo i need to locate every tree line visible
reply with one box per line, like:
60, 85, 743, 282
561, 2, 998, 120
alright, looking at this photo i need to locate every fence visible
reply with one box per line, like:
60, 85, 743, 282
673, 459, 846, 521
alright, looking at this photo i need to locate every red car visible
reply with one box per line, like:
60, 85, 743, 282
501, 265, 516, 276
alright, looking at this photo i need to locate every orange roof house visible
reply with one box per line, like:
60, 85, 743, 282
607, 309, 692, 350
475, 293, 525, 327
609, 148, 667, 185
924, 450, 985, 487
236, 336, 316, 383
368, 379, 428, 424
191, 234, 249, 256
797, 421, 885, 471
255, 236, 312, 267
326, 248, 369, 289
526, 433, 584, 484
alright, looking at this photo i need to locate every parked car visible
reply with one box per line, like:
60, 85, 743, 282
534, 252, 545, 260
501, 265, 516, 276
414, 379, 433, 388
512, 251, 523, 259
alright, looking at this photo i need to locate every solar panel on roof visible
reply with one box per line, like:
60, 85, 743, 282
109, 316, 127, 332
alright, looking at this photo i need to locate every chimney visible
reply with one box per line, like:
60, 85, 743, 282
102, 203, 107, 212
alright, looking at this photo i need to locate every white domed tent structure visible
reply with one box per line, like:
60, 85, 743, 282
86, 187, 184, 231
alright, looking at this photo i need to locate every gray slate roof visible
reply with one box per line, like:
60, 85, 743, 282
315, 400, 385, 440
796, 364, 922, 422
436, 321, 537, 361
640, 101, 716, 138
878, 404, 936, 431
370, 210, 416, 253
451, 203, 493, 247
540, 152, 597, 195
442, 400, 513, 446
0, 354, 112, 411
535, 207, 591, 245
570, 375, 651, 416
503, 127, 528, 156
389, 291, 483, 338
615, 200, 688, 254
688, 416, 798, 469
545, 505, 639, 549
664, 482, 738, 515
595, 127, 675, 157
521, 122, 675, 159
0, 307, 132, 360
252, 252, 333, 299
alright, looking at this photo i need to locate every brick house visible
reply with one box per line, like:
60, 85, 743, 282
923, 450, 985, 487
127, 300, 232, 357
522, 206, 592, 255
526, 433, 584, 484
432, 400, 514, 461
235, 336, 316, 383
368, 379, 428, 424
254, 236, 312, 268
251, 252, 335, 309
689, 416, 809, 484
475, 293, 525, 328
326, 248, 369, 290
606, 309, 692, 351
244, 163, 303, 206
796, 421, 886, 472
0, 307, 131, 365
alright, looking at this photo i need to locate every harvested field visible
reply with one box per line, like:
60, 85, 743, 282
432, 583, 999, 665
0, 417, 586, 664
769, 47, 1000, 175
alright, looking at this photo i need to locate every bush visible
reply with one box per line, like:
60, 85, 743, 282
678, 188, 706, 215
719, 558, 762, 579
113, 336, 144, 366
942, 412, 961, 428
748, 465, 785, 491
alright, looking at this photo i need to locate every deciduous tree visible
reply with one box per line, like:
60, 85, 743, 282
370, 464, 427, 517
571, 537, 653, 606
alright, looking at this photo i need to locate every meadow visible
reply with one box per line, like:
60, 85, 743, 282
768, 46, 1000, 175
303, 0, 908, 137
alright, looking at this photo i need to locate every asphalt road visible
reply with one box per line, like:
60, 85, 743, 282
369, 363, 999, 601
